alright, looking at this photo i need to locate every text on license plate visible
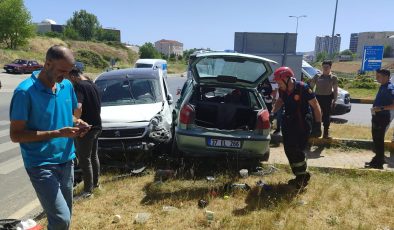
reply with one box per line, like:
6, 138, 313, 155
207, 138, 241, 148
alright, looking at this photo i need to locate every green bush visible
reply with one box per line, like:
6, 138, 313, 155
349, 75, 378, 89
75, 49, 108, 69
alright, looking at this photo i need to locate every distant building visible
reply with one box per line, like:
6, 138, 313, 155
155, 39, 183, 56
349, 33, 359, 53
35, 19, 64, 34
34, 19, 121, 42
355, 31, 394, 57
314, 35, 341, 55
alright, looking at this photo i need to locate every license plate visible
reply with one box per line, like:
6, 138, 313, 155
207, 138, 241, 148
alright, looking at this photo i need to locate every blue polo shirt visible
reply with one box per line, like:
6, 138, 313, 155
10, 71, 77, 168
373, 81, 394, 117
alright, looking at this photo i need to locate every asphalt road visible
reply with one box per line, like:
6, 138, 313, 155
0, 71, 380, 220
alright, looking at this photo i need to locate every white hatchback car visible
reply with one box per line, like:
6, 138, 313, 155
94, 68, 173, 167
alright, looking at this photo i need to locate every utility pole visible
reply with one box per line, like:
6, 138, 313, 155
330, 0, 339, 56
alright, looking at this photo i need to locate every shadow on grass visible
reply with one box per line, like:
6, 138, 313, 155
306, 145, 325, 159
331, 117, 348, 124
233, 183, 302, 216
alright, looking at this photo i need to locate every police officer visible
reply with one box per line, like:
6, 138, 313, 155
365, 69, 394, 169
271, 67, 322, 188
310, 60, 338, 138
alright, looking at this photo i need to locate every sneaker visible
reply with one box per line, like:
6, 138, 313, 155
288, 172, 311, 189
80, 192, 94, 199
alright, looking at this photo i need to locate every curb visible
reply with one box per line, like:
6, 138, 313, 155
271, 134, 394, 151
350, 98, 374, 104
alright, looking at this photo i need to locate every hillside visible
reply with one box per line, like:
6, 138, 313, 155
0, 36, 139, 74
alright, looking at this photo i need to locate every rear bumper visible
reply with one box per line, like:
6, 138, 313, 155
332, 103, 351, 115
175, 128, 270, 159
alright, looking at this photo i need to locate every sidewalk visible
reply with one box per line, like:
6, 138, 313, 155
268, 142, 394, 171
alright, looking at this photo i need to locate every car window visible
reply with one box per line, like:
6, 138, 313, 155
32, 61, 38, 65
302, 66, 319, 79
197, 86, 250, 106
135, 63, 153, 68
195, 56, 267, 83
95, 78, 162, 106
13, 59, 27, 65
249, 92, 262, 109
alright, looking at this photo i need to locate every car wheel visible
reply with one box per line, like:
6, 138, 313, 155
260, 151, 270, 162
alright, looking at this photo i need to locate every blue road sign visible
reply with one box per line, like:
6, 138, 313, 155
361, 46, 384, 71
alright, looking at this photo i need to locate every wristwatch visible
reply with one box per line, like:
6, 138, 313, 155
380, 106, 385, 111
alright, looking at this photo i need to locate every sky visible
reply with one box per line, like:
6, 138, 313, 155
24, 0, 394, 52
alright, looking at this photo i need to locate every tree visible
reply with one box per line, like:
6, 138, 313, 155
96, 28, 120, 42
0, 0, 35, 49
139, 43, 161, 59
384, 45, 392, 58
65, 10, 101, 40
340, 49, 353, 56
315, 52, 328, 62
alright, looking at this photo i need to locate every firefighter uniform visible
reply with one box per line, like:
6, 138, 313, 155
279, 81, 315, 178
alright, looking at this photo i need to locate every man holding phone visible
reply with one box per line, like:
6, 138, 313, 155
9, 45, 90, 230
67, 67, 102, 198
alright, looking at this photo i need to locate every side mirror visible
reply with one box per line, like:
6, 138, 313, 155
167, 94, 173, 105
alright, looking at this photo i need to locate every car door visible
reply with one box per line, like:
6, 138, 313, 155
161, 77, 173, 128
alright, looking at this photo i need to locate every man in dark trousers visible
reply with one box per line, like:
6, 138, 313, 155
271, 66, 322, 188
67, 67, 102, 197
310, 60, 338, 138
365, 69, 394, 169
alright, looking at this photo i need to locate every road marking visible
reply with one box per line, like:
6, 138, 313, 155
0, 154, 23, 175
0, 120, 10, 126
0, 141, 18, 154
0, 128, 9, 138
8, 198, 41, 219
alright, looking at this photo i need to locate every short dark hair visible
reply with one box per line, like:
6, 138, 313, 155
322, 60, 333, 67
69, 67, 82, 78
376, 68, 391, 77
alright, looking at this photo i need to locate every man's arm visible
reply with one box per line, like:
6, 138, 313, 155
10, 120, 80, 143
371, 99, 394, 112
308, 98, 322, 122
74, 103, 82, 119
272, 97, 284, 114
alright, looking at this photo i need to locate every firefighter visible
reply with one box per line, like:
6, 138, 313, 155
271, 66, 322, 188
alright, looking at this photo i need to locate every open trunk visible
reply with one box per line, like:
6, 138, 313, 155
190, 86, 262, 130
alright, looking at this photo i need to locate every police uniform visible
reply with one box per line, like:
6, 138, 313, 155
279, 80, 315, 177
370, 81, 394, 166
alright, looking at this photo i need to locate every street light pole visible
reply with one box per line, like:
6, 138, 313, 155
330, 0, 339, 56
289, 15, 307, 34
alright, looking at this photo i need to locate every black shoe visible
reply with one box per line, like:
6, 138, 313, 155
323, 129, 330, 139
364, 161, 384, 169
288, 172, 311, 189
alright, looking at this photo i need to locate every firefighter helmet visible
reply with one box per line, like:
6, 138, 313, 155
273, 66, 295, 82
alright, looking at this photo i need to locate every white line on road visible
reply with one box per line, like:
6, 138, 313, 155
0, 128, 9, 138
0, 154, 23, 175
8, 198, 41, 220
0, 141, 18, 154
0, 120, 10, 126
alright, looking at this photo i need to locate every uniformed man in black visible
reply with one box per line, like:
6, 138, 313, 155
365, 68, 394, 169
271, 66, 322, 188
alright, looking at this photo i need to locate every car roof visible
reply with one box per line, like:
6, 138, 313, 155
194, 52, 277, 64
135, 59, 166, 64
95, 68, 162, 81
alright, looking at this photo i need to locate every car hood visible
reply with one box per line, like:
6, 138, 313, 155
190, 52, 276, 88
101, 102, 163, 123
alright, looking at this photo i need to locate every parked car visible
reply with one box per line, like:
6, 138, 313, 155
3, 59, 43, 74
301, 60, 351, 115
172, 52, 276, 161
135, 59, 168, 78
94, 68, 174, 168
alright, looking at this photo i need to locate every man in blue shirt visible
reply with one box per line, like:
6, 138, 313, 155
9, 45, 89, 230
365, 68, 394, 169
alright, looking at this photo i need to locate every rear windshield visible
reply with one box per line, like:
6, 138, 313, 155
195, 56, 267, 83
95, 78, 162, 106
12, 59, 27, 65
135, 63, 153, 68
302, 66, 319, 79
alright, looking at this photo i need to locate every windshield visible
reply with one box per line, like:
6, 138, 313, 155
12, 59, 27, 65
195, 56, 267, 83
95, 78, 162, 106
135, 63, 153, 68
302, 66, 319, 78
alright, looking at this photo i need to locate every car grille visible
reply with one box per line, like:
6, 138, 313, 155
344, 94, 350, 104
100, 128, 146, 138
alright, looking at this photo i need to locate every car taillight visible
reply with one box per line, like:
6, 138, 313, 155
179, 104, 195, 124
256, 109, 270, 129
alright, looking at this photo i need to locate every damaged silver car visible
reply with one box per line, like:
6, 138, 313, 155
95, 68, 173, 168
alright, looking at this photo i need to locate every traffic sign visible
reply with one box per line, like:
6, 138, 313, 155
361, 45, 384, 71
